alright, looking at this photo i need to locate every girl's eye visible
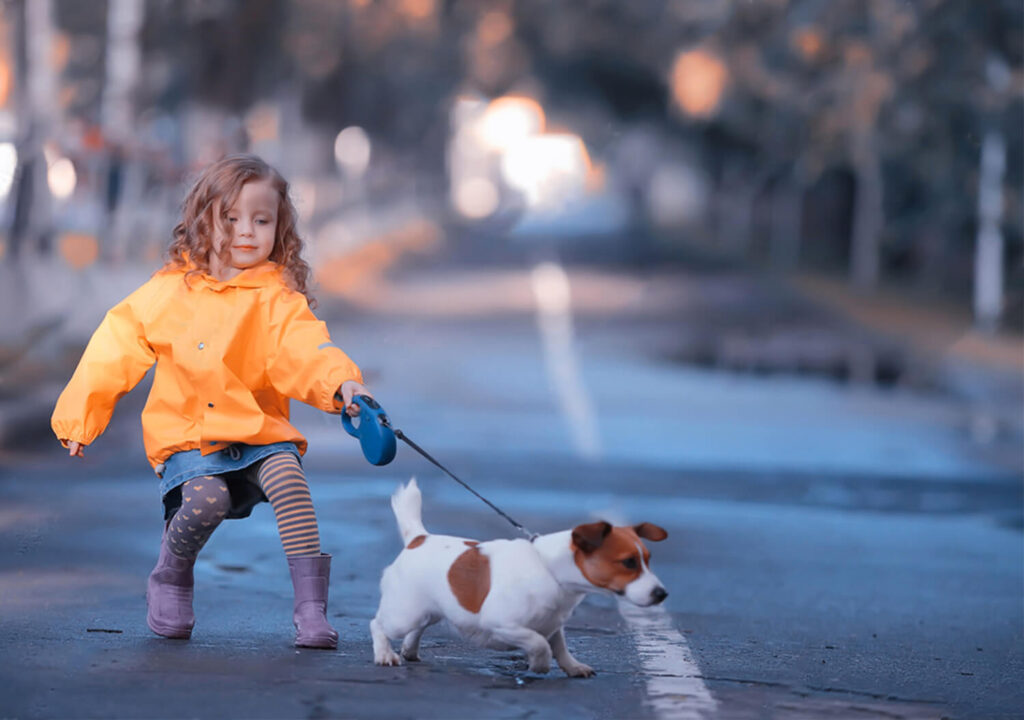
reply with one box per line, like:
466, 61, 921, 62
227, 217, 238, 223
255, 218, 269, 225
621, 557, 638, 570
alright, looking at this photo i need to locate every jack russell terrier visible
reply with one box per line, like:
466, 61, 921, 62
371, 479, 668, 677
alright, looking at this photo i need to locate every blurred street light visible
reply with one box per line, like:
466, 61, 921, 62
501, 134, 590, 210
479, 96, 544, 152
450, 93, 594, 218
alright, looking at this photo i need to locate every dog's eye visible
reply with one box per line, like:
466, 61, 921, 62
621, 557, 638, 570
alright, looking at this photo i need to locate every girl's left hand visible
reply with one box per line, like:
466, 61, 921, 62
339, 380, 374, 417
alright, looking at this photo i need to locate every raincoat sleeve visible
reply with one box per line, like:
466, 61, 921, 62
51, 289, 157, 447
266, 288, 363, 413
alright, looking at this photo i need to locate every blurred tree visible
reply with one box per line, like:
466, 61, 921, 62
290, 0, 466, 177
34, 0, 1018, 321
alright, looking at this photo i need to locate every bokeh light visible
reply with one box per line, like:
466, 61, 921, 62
479, 96, 545, 152
47, 156, 77, 200
670, 48, 729, 118
58, 232, 98, 269
452, 176, 499, 219
334, 126, 372, 177
501, 134, 590, 209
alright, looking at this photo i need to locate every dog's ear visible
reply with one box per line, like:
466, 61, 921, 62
634, 522, 668, 542
572, 521, 612, 554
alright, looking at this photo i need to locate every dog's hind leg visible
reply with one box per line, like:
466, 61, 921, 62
400, 614, 439, 662
491, 626, 553, 674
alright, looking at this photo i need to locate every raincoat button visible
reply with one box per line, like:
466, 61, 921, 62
198, 342, 205, 350
208, 402, 214, 408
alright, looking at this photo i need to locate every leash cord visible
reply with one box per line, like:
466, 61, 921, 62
388, 424, 537, 541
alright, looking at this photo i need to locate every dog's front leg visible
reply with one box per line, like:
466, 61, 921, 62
549, 627, 595, 678
370, 617, 402, 666
491, 626, 553, 674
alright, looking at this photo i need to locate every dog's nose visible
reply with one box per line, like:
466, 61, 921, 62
650, 587, 668, 604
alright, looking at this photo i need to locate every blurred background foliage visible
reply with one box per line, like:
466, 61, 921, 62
0, 0, 1022, 328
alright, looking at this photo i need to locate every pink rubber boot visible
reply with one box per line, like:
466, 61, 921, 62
287, 554, 338, 649
146, 528, 196, 639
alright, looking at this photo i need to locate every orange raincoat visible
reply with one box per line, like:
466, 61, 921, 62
51, 261, 363, 469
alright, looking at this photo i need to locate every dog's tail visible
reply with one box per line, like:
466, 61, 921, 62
391, 478, 428, 545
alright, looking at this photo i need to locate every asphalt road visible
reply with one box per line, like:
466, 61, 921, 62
1, 275, 1021, 720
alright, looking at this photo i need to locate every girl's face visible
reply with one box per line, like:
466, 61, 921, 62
210, 178, 279, 281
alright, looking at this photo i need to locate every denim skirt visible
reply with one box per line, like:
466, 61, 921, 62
157, 441, 300, 521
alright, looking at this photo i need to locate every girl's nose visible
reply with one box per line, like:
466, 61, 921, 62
237, 219, 254, 237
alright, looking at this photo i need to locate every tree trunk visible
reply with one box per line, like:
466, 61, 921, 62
850, 134, 883, 290
770, 174, 804, 271
973, 131, 1007, 333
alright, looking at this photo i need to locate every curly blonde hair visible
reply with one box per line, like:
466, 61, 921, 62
166, 154, 315, 305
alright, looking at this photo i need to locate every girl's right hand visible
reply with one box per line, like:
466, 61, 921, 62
65, 440, 85, 458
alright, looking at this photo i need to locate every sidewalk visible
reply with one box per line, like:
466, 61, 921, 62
789, 273, 1023, 472
791, 273, 1023, 379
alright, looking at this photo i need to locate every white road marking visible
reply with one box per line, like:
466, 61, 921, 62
531, 260, 716, 718
619, 600, 719, 720
531, 261, 602, 460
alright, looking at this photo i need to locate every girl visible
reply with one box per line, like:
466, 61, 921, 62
51, 154, 372, 649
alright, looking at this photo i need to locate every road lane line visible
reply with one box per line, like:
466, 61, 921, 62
532, 261, 714, 717
531, 261, 601, 460
619, 600, 718, 720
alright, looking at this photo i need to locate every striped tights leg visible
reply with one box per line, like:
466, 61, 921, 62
257, 453, 321, 557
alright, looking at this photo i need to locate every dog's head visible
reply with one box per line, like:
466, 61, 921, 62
570, 521, 668, 606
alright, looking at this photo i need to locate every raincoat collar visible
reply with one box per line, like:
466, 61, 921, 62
168, 255, 284, 291
204, 261, 283, 289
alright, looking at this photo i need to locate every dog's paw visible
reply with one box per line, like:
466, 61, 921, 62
562, 662, 595, 678
401, 649, 421, 662
374, 648, 404, 667
527, 660, 551, 675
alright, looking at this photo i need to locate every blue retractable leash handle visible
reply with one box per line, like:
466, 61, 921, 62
340, 394, 397, 466
338, 394, 536, 539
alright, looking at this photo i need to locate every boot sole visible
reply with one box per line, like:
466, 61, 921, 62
295, 637, 338, 649
147, 610, 193, 639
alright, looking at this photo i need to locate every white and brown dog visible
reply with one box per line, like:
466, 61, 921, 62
370, 479, 668, 677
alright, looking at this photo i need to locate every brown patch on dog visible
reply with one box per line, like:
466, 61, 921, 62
406, 534, 427, 549
464, 540, 478, 547
447, 546, 490, 613
570, 523, 667, 594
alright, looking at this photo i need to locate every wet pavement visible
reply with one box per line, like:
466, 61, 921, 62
1, 265, 1022, 719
